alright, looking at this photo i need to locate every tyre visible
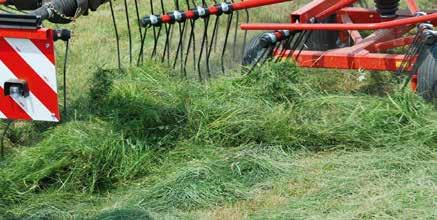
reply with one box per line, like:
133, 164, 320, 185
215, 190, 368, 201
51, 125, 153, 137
417, 43, 437, 101
242, 34, 274, 66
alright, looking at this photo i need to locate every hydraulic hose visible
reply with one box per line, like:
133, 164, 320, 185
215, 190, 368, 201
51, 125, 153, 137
31, 0, 109, 23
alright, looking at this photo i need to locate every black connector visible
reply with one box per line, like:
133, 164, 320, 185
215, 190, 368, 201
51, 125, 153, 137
53, 29, 72, 42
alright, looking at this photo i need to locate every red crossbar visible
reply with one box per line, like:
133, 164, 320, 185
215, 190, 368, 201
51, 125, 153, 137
279, 50, 410, 72
241, 13, 437, 31
0, 28, 51, 40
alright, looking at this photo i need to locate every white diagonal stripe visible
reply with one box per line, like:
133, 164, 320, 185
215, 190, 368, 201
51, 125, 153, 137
4, 38, 57, 92
0, 110, 5, 119
0, 60, 58, 122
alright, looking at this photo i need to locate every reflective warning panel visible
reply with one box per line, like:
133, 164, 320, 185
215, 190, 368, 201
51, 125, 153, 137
0, 29, 59, 122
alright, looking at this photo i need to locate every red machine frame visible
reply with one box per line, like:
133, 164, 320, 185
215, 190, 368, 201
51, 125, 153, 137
240, 0, 436, 75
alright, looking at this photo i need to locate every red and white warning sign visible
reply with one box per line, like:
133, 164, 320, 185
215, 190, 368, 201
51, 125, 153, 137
0, 29, 59, 122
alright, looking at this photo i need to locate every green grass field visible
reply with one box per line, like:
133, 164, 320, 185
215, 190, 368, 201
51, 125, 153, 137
0, 0, 436, 219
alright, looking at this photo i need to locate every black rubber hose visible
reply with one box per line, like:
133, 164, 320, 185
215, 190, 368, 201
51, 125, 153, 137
31, 0, 109, 23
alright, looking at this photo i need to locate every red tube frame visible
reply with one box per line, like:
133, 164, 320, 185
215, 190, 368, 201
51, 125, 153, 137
159, 0, 291, 24
241, 13, 437, 30
244, 0, 435, 73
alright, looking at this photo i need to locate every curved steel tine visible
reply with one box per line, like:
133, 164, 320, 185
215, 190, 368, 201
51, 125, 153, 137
275, 33, 295, 63
183, 0, 194, 78
150, 0, 161, 58
196, 0, 210, 80
221, 12, 234, 74
241, 1, 250, 60
191, 0, 197, 72
197, 16, 209, 81
285, 30, 306, 61
123, 0, 133, 64
173, 0, 185, 70
134, 0, 143, 62
161, 0, 171, 63
295, 31, 312, 61
109, 0, 121, 70
206, 0, 220, 76
137, 27, 149, 66
231, 0, 240, 60
247, 43, 275, 74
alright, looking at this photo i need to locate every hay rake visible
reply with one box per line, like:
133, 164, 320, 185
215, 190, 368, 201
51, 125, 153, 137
0, 0, 435, 125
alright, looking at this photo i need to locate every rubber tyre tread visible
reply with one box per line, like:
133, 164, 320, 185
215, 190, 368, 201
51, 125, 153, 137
417, 44, 437, 101
242, 34, 273, 66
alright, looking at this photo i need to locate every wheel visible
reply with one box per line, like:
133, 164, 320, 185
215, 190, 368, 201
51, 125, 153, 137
417, 43, 437, 101
242, 34, 274, 66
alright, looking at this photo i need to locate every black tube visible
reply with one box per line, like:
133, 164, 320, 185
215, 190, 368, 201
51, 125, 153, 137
31, 0, 109, 24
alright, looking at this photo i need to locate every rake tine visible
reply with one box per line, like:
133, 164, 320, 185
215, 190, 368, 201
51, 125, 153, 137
195, 0, 212, 80
231, 0, 240, 59
123, 0, 133, 64
109, 0, 121, 70
197, 16, 210, 81
260, 42, 279, 66
137, 27, 149, 66
275, 32, 295, 62
241, 4, 250, 59
214, 17, 220, 52
172, 0, 186, 70
247, 43, 275, 74
134, 0, 143, 59
221, 12, 234, 74
162, 24, 171, 62
173, 22, 186, 69
206, 13, 220, 76
191, 0, 198, 71
160, 0, 171, 63
183, 21, 196, 77
396, 31, 422, 75
285, 30, 306, 61
149, 0, 163, 58
295, 31, 313, 61
183, 0, 195, 77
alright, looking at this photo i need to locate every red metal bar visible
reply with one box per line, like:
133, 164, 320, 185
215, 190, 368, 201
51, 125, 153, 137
406, 0, 420, 15
291, 0, 338, 23
339, 13, 362, 44
332, 26, 412, 54
160, 0, 291, 24
232, 0, 291, 10
0, 28, 50, 40
367, 36, 415, 52
315, 0, 357, 20
241, 13, 437, 31
280, 50, 411, 71
338, 8, 384, 23
338, 8, 437, 23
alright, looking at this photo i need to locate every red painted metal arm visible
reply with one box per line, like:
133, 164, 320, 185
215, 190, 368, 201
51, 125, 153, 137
231, 0, 291, 10
241, 13, 437, 31
315, 0, 357, 20
159, 0, 292, 24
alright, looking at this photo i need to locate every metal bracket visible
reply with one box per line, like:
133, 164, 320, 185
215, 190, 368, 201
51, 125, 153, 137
4, 79, 30, 98
0, 13, 42, 30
